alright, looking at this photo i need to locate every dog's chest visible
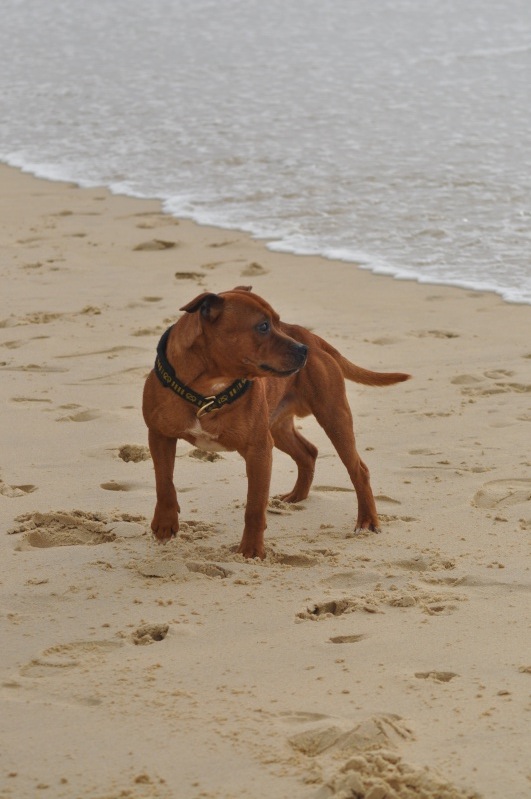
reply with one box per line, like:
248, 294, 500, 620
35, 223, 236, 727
183, 420, 228, 453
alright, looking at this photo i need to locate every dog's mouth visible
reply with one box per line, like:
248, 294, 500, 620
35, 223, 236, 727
247, 343, 308, 378
259, 363, 301, 376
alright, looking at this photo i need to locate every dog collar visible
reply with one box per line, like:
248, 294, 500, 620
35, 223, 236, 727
154, 326, 252, 418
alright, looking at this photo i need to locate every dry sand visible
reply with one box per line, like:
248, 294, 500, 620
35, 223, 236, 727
0, 163, 530, 799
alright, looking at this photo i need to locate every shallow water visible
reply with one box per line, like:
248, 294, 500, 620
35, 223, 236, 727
1, 0, 530, 303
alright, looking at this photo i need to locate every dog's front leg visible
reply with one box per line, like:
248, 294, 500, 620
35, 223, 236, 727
237, 434, 273, 560
148, 428, 180, 543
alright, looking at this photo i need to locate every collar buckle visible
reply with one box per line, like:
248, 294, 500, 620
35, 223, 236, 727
196, 397, 218, 419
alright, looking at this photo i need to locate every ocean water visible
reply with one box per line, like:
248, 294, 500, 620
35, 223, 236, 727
1, 0, 530, 304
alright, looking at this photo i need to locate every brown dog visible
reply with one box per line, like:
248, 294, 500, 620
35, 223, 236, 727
142, 287, 410, 559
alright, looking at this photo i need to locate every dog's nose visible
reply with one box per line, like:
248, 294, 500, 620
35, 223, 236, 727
295, 343, 308, 367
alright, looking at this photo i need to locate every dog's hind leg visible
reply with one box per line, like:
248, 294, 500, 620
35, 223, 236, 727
313, 395, 380, 533
271, 417, 318, 503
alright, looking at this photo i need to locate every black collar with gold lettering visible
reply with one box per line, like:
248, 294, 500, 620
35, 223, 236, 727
154, 326, 252, 418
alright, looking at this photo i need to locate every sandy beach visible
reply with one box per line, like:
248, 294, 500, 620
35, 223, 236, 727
1, 163, 530, 799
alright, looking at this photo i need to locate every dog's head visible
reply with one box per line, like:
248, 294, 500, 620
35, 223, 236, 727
180, 287, 308, 379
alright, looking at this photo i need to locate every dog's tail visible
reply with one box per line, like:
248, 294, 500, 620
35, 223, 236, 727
322, 340, 411, 386
340, 359, 411, 386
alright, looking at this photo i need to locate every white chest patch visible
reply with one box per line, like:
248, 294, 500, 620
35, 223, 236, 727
184, 420, 228, 453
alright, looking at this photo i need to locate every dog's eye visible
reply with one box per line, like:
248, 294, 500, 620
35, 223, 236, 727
256, 321, 270, 334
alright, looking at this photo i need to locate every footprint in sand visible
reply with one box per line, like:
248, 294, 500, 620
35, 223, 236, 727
136, 559, 191, 579
174, 270, 206, 282
268, 497, 306, 514
473, 478, 531, 509
366, 335, 402, 345
135, 218, 180, 231
208, 238, 240, 248
1, 363, 67, 374
496, 381, 531, 394
56, 408, 100, 422
456, 369, 530, 397
136, 556, 232, 580
329, 634, 366, 644
186, 561, 233, 578
9, 510, 117, 548
100, 480, 141, 492
1, 338, 28, 349
188, 447, 223, 462
16, 235, 48, 245
131, 326, 164, 337
0, 480, 37, 498
375, 493, 401, 505
270, 551, 318, 567
415, 670, 459, 682
131, 623, 169, 645
410, 329, 460, 339
451, 374, 485, 387
484, 369, 514, 380
15, 311, 65, 326
462, 383, 529, 397
298, 599, 364, 619
11, 396, 52, 404
82, 444, 151, 463
133, 238, 178, 251
20, 639, 124, 678
201, 260, 226, 270
118, 444, 151, 463
298, 584, 464, 620
240, 262, 269, 277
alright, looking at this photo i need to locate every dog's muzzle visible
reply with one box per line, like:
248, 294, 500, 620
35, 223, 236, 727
260, 343, 308, 376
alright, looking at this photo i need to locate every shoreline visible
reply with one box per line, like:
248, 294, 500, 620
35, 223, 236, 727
1, 163, 530, 799
7, 159, 531, 308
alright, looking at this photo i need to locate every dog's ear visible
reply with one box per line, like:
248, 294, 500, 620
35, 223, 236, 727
180, 292, 224, 321
231, 285, 252, 292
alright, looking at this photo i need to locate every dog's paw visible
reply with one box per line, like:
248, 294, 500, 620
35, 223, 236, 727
237, 540, 266, 560
152, 528, 177, 544
151, 506, 179, 543
354, 523, 381, 535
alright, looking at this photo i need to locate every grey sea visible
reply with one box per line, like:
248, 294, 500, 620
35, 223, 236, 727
1, 0, 530, 303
